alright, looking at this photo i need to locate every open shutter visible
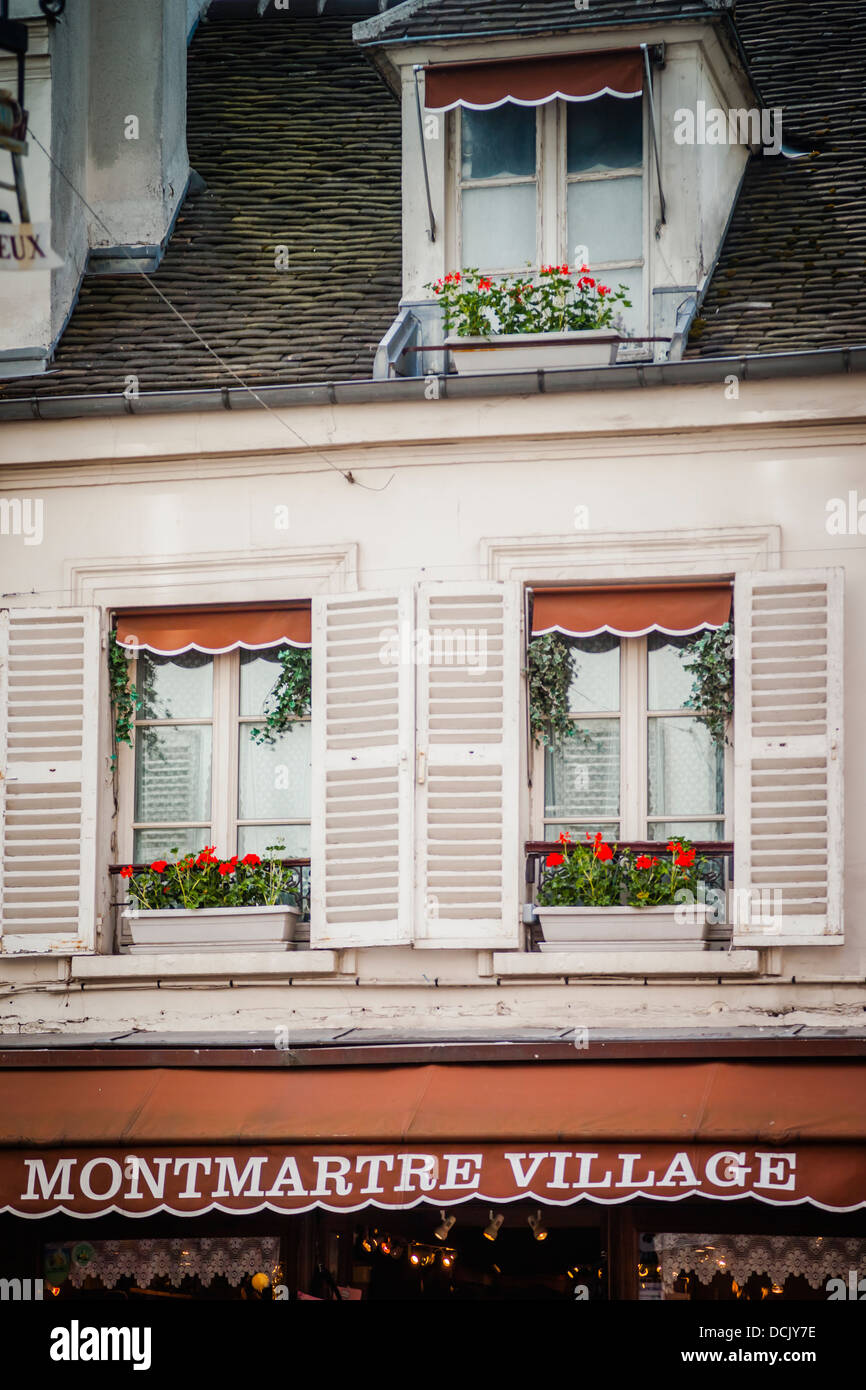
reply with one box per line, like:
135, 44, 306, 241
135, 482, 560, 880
415, 582, 521, 948
0, 607, 100, 954
310, 591, 414, 948
733, 569, 843, 946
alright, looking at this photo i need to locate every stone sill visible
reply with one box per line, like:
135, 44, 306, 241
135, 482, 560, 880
70, 950, 339, 982
491, 949, 764, 979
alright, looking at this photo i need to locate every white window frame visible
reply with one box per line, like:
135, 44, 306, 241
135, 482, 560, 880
535, 632, 732, 844
452, 97, 649, 329
119, 648, 311, 864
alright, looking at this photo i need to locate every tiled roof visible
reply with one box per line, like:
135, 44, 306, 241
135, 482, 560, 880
686, 0, 866, 356
2, 17, 402, 399
355, 0, 724, 44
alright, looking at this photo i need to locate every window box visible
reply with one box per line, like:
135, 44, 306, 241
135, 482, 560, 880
536, 903, 714, 952
446, 329, 619, 374
122, 904, 300, 954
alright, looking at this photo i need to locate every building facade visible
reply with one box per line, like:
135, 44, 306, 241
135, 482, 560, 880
0, 0, 864, 1304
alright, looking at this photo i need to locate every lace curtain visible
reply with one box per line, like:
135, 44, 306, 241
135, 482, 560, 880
68, 1236, 281, 1289
655, 1234, 866, 1293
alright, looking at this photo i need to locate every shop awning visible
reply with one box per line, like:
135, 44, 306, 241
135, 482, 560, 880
1, 1061, 864, 1216
114, 602, 312, 655
531, 582, 733, 639
424, 49, 643, 112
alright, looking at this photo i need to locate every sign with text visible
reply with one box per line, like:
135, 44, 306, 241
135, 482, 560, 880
0, 222, 62, 271
2, 1144, 861, 1217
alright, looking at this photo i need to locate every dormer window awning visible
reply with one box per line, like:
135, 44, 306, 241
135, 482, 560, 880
423, 49, 643, 112
114, 603, 312, 655
531, 583, 732, 640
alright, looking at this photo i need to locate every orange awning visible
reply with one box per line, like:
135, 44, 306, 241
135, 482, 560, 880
114, 602, 312, 655
531, 583, 732, 639
1, 1061, 864, 1215
424, 49, 643, 111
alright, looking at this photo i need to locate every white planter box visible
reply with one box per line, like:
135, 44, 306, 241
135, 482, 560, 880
536, 904, 714, 952
122, 905, 299, 954
446, 330, 619, 374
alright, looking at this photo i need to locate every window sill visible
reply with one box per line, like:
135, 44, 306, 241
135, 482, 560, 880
70, 950, 340, 982
491, 949, 764, 979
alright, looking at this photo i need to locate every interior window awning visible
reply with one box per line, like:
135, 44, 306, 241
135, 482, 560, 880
114, 603, 312, 656
423, 49, 643, 112
531, 583, 733, 640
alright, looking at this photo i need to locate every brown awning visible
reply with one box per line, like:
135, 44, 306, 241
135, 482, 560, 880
1, 1061, 864, 1215
114, 602, 312, 655
531, 582, 733, 639
424, 49, 643, 112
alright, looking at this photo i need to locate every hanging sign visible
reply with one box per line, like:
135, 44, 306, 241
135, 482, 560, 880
0, 222, 62, 271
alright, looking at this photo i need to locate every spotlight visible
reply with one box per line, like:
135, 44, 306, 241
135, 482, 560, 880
379, 1237, 391, 1256
528, 1210, 548, 1242
409, 1247, 421, 1266
483, 1212, 504, 1242
434, 1211, 456, 1242
441, 1250, 456, 1269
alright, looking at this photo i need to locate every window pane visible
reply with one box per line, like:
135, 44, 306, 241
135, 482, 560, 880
545, 718, 620, 821
462, 183, 536, 270
648, 633, 696, 711
567, 174, 642, 264
239, 648, 285, 718
134, 725, 212, 823
545, 821, 619, 843
238, 722, 312, 821
647, 821, 725, 843
648, 717, 723, 817
461, 105, 536, 180
133, 827, 210, 862
566, 94, 642, 173
238, 824, 311, 858
136, 652, 213, 720
566, 633, 620, 712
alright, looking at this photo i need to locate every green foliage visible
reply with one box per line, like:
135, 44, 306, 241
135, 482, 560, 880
249, 646, 312, 746
682, 622, 734, 746
122, 844, 299, 911
528, 633, 579, 747
426, 265, 632, 339
108, 634, 141, 760
537, 833, 707, 909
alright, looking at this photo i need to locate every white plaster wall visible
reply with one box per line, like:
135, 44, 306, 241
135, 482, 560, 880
0, 375, 864, 1034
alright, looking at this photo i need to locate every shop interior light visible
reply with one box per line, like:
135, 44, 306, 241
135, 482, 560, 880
528, 1211, 548, 1242
379, 1237, 391, 1256
440, 1250, 456, 1269
483, 1212, 505, 1242
434, 1211, 456, 1242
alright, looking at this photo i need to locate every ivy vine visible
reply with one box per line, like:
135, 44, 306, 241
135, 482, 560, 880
682, 621, 735, 746
527, 633, 579, 748
108, 633, 142, 762
249, 646, 312, 745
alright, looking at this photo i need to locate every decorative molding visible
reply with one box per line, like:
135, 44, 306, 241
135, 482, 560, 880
483, 526, 781, 583
66, 544, 358, 609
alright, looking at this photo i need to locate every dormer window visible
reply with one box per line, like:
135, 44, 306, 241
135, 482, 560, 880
432, 50, 647, 333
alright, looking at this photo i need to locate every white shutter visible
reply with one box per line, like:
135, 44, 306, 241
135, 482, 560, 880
414, 582, 521, 949
0, 607, 100, 954
733, 569, 843, 946
310, 591, 414, 948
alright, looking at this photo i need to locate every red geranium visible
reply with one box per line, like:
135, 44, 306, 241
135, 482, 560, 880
218, 862, 236, 877
675, 849, 696, 868
546, 852, 565, 868
120, 865, 134, 879
635, 855, 652, 870
150, 860, 168, 874
595, 842, 614, 863
241, 853, 261, 867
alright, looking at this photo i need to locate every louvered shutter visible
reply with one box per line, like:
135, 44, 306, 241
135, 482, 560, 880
310, 591, 414, 948
733, 569, 843, 946
0, 607, 100, 954
414, 582, 521, 949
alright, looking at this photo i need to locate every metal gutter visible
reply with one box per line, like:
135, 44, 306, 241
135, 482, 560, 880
1, 1033, 866, 1068
0, 344, 863, 423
